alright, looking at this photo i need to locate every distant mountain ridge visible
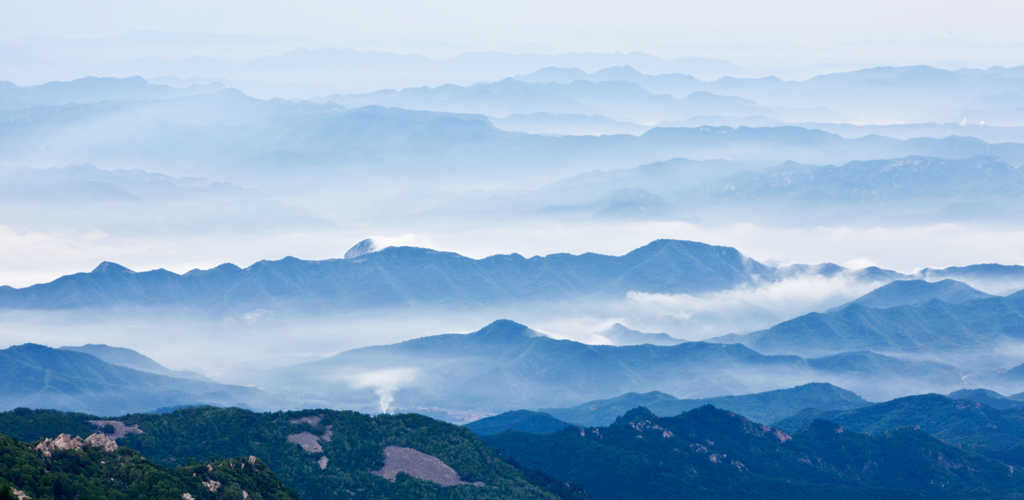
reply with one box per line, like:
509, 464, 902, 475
0, 239, 784, 311
511, 156, 1024, 223
519, 64, 1024, 124
273, 319, 960, 413
723, 289, 1024, 354
539, 382, 868, 426
596, 323, 682, 346
5, 84, 1024, 182
0, 76, 222, 110
58, 344, 205, 380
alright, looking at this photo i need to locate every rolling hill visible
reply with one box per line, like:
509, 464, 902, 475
0, 343, 267, 415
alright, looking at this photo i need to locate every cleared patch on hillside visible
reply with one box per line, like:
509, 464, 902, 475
89, 419, 143, 440
373, 446, 483, 487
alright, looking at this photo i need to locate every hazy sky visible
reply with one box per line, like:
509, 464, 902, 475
4, 0, 1024, 71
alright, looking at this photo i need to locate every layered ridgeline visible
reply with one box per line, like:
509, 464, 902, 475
5, 78, 1024, 181
718, 279, 1024, 355
0, 343, 270, 416
492, 156, 1024, 223
466, 382, 867, 434
541, 382, 868, 427
0, 432, 297, 500
272, 319, 960, 414
0, 239, 803, 311
0, 76, 223, 110
515, 64, 1024, 125
0, 407, 586, 500
484, 405, 1024, 500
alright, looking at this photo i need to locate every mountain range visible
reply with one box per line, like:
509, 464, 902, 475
0, 76, 222, 110
272, 319, 961, 413
5, 79, 1024, 184
328, 79, 775, 124
519, 64, 1024, 124
466, 382, 867, 433
0, 240, 780, 311
537, 382, 868, 426
721, 286, 1024, 355
498, 155, 1024, 223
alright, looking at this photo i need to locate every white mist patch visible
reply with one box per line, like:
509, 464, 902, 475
625, 273, 884, 339
344, 368, 420, 413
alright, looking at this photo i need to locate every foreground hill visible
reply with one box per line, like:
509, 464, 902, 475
0, 343, 268, 415
724, 289, 1024, 354
538, 382, 868, 426
484, 405, 1023, 500
0, 239, 780, 311
0, 432, 297, 499
277, 320, 960, 412
0, 406, 584, 500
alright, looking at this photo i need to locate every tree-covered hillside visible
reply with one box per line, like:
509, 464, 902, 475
0, 406, 586, 500
485, 405, 1024, 500
0, 432, 298, 500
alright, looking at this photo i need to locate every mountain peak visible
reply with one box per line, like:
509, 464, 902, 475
471, 319, 539, 339
344, 238, 380, 259
91, 261, 132, 274
613, 406, 657, 426
852, 278, 990, 309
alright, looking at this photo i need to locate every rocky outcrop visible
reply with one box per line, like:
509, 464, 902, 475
35, 432, 117, 457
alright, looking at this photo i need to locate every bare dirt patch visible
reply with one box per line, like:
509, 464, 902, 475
289, 415, 323, 427
286, 432, 323, 454
89, 420, 143, 440
373, 446, 483, 487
